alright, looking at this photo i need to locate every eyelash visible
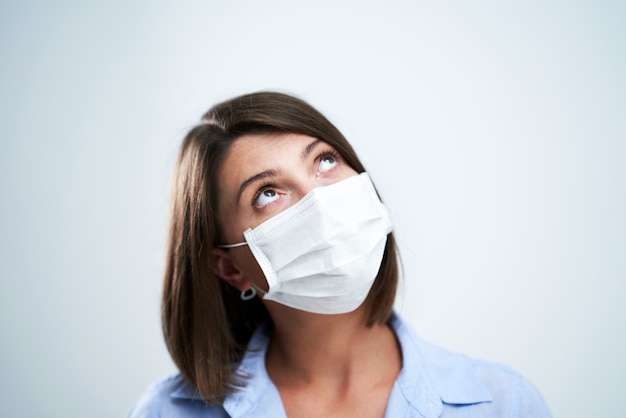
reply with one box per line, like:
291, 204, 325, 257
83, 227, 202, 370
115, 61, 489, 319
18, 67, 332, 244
250, 148, 343, 208
251, 181, 278, 208
317, 148, 341, 166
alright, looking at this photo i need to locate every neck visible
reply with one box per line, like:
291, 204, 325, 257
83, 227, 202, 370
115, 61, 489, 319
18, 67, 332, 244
264, 304, 400, 389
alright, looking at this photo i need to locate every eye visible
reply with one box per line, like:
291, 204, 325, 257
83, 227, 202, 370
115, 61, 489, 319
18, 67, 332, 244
254, 188, 279, 207
318, 153, 338, 172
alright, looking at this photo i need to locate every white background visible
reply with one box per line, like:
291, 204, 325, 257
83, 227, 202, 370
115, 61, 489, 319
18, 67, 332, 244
1, 1, 624, 417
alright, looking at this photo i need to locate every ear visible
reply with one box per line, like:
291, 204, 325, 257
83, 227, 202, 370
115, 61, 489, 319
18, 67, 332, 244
211, 247, 251, 291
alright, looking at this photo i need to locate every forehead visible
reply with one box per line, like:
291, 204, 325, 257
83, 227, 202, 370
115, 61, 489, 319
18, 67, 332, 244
218, 132, 317, 189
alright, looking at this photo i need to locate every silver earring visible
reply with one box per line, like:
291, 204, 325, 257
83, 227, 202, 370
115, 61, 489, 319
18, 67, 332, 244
240, 287, 257, 301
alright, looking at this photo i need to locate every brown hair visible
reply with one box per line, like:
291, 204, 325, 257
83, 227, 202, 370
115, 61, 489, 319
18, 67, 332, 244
161, 92, 399, 404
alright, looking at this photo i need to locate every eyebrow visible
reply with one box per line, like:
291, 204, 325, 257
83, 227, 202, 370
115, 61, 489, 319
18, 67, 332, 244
236, 138, 323, 204
301, 138, 323, 160
236, 168, 280, 204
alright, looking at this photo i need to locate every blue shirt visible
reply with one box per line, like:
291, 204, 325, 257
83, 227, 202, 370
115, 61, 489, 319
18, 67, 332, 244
128, 313, 552, 417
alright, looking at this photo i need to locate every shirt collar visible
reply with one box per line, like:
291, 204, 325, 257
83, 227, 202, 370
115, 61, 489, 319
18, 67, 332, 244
170, 375, 202, 400
222, 321, 285, 417
170, 321, 284, 416
170, 313, 493, 417
389, 312, 492, 417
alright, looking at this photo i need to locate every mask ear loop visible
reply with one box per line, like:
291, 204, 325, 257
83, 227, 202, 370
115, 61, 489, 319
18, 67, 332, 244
219, 242, 247, 249
240, 287, 257, 301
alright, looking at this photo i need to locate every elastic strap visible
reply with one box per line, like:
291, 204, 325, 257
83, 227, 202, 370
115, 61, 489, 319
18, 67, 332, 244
218, 242, 248, 249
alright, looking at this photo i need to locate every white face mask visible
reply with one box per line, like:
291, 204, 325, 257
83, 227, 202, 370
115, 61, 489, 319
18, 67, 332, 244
220, 172, 393, 315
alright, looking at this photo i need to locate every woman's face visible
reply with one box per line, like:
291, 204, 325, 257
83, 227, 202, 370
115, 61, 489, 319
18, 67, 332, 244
215, 132, 358, 291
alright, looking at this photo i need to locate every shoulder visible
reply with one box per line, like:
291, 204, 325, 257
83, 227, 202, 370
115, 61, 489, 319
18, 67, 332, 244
472, 356, 551, 413
463, 356, 553, 417
127, 324, 275, 418
390, 313, 552, 417
127, 373, 228, 418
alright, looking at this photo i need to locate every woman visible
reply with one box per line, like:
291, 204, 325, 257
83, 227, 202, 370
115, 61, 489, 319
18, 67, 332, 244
129, 92, 551, 417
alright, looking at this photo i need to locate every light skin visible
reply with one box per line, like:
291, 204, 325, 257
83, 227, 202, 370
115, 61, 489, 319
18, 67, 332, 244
212, 133, 401, 418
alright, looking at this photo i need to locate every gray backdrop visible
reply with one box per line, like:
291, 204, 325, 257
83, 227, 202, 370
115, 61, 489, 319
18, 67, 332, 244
1, 1, 624, 417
